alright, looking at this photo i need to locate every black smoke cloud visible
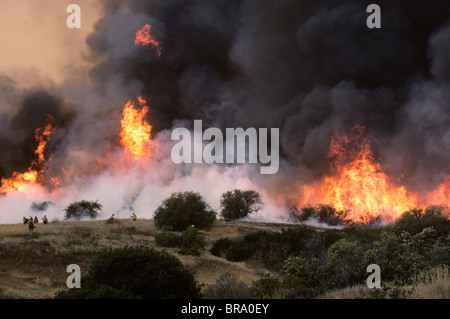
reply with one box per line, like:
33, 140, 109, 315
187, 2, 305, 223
0, 85, 73, 178
1, 0, 449, 199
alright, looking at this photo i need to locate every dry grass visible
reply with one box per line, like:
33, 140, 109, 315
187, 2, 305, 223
320, 266, 450, 299
0, 219, 285, 299
410, 266, 450, 299
1, 219, 447, 299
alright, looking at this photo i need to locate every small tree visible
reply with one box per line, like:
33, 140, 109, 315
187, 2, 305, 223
250, 273, 281, 299
54, 246, 201, 299
393, 206, 450, 236
64, 200, 102, 220
155, 225, 206, 256
31, 201, 54, 211
153, 191, 216, 231
220, 189, 263, 220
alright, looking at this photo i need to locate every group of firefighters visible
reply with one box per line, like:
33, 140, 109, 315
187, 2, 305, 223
22, 212, 138, 231
23, 215, 47, 231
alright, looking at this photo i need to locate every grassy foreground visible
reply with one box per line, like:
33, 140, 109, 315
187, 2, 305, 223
0, 218, 294, 298
0, 218, 448, 299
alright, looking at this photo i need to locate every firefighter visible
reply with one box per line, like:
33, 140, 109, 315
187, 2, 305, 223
131, 212, 137, 221
23, 216, 29, 225
34, 216, 39, 224
42, 215, 48, 224
28, 219, 35, 231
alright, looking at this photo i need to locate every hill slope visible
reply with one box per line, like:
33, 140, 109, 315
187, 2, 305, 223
0, 218, 295, 298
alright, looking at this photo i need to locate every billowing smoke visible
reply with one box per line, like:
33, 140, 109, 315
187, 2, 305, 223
0, 0, 449, 223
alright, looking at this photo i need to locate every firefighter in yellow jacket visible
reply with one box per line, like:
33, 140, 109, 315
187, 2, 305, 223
28, 219, 35, 231
131, 212, 137, 221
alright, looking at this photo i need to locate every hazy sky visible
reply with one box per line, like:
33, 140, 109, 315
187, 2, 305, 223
0, 0, 103, 84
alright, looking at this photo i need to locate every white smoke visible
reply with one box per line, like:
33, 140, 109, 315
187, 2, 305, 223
0, 128, 290, 224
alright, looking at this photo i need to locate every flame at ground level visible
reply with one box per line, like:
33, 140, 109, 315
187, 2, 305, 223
298, 126, 449, 223
0, 117, 55, 195
0, 114, 447, 225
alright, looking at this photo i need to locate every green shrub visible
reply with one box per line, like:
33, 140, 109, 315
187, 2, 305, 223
226, 244, 256, 262
365, 231, 427, 285
323, 239, 366, 288
202, 273, 253, 299
179, 225, 206, 255
155, 226, 206, 256
64, 200, 102, 220
210, 238, 234, 257
54, 246, 201, 299
250, 273, 281, 299
155, 230, 183, 248
281, 256, 323, 298
212, 226, 327, 269
392, 206, 450, 236
220, 189, 263, 220
153, 191, 216, 231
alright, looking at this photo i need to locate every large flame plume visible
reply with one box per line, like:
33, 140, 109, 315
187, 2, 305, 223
119, 97, 157, 161
0, 116, 55, 195
299, 125, 449, 222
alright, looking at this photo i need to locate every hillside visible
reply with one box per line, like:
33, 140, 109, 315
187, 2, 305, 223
0, 217, 448, 299
0, 218, 296, 299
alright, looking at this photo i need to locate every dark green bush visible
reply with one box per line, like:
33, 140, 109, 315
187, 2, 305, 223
155, 226, 206, 256
220, 189, 263, 220
179, 225, 206, 255
323, 239, 366, 288
226, 244, 256, 262
392, 206, 450, 236
153, 191, 216, 231
281, 256, 324, 298
64, 200, 102, 220
212, 226, 324, 268
210, 238, 234, 257
54, 246, 201, 299
250, 273, 281, 299
364, 230, 430, 285
155, 230, 183, 247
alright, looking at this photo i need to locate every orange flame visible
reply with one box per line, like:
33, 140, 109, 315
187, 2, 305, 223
135, 24, 162, 57
119, 97, 156, 160
300, 126, 418, 222
0, 171, 39, 194
427, 176, 450, 208
34, 119, 54, 163
0, 117, 55, 195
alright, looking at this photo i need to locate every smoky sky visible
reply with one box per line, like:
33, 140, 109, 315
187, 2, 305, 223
0, 0, 449, 195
